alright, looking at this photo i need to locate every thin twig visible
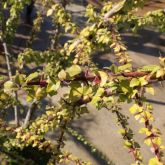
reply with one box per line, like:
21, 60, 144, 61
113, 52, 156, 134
23, 101, 37, 128
3, 42, 19, 126
3, 43, 12, 77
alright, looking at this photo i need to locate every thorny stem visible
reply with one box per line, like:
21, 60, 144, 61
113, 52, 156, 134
50, 0, 68, 49
54, 119, 68, 164
106, 106, 143, 163
135, 92, 162, 162
55, 101, 80, 161
24, 69, 165, 88
56, 120, 68, 152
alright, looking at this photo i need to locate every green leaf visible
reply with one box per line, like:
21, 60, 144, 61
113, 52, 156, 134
47, 9, 54, 16
118, 129, 126, 135
156, 69, 164, 78
46, 81, 60, 93
69, 82, 83, 101
83, 86, 93, 96
148, 158, 163, 165
66, 65, 81, 77
144, 139, 151, 146
120, 80, 131, 94
134, 114, 141, 121
0, 76, 4, 80
159, 57, 165, 67
153, 137, 162, 146
90, 96, 101, 105
58, 70, 67, 81
139, 128, 150, 135
118, 63, 132, 71
68, 42, 76, 53
4, 81, 16, 93
98, 71, 108, 87
139, 65, 160, 72
35, 87, 45, 100
146, 86, 155, 95
0, 93, 8, 101
129, 104, 142, 114
26, 72, 39, 82
124, 140, 132, 148
129, 104, 138, 114
26, 94, 34, 102
131, 89, 138, 98
80, 27, 92, 38
139, 77, 148, 86
130, 78, 140, 87
95, 88, 104, 96
4, 81, 14, 89
15, 74, 26, 85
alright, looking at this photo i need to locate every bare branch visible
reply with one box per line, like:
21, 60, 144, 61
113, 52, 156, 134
3, 42, 19, 126
104, 0, 126, 20
23, 101, 37, 128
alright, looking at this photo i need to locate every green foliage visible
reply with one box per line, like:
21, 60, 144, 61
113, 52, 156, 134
0, 0, 165, 164
0, 0, 31, 42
